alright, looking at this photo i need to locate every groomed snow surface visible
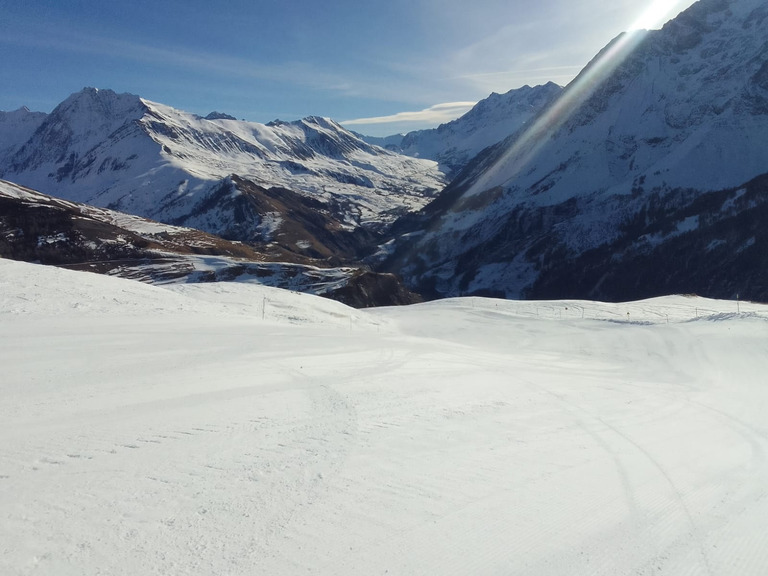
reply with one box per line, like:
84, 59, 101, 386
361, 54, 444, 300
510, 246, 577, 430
2, 258, 767, 575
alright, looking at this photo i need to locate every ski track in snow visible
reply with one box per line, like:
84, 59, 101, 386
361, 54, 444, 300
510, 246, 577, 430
1, 259, 768, 575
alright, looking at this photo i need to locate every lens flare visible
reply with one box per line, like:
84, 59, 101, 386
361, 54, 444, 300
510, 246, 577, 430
464, 30, 646, 198
459, 2, 693, 200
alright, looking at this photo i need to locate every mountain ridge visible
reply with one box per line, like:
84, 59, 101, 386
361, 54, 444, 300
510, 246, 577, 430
360, 82, 562, 177
0, 88, 446, 256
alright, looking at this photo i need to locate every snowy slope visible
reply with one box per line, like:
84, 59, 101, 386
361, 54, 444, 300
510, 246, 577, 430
0, 89, 445, 243
362, 83, 562, 176
2, 259, 768, 575
387, 0, 768, 299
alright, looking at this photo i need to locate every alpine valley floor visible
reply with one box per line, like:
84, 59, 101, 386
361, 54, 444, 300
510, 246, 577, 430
2, 258, 768, 575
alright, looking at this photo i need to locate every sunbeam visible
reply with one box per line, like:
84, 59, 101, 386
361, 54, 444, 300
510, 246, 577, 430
462, 29, 647, 198
629, 0, 691, 31
458, 1, 693, 201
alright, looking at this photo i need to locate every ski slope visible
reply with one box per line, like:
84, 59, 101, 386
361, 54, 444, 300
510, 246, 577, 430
2, 259, 768, 575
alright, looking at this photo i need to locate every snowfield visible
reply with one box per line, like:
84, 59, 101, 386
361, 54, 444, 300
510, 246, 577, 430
2, 258, 768, 575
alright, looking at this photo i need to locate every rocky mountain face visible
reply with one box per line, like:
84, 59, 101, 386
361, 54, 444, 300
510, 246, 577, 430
528, 173, 768, 302
361, 83, 562, 177
0, 179, 421, 307
383, 0, 768, 303
0, 88, 445, 262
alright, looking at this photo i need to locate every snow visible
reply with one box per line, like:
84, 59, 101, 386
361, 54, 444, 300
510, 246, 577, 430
676, 214, 699, 233
2, 258, 768, 575
257, 211, 283, 240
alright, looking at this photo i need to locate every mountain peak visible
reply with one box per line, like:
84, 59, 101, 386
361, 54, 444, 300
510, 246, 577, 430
2, 87, 148, 178
300, 116, 338, 129
0, 106, 41, 118
65, 86, 132, 102
53, 87, 145, 122
365, 82, 563, 177
205, 111, 237, 121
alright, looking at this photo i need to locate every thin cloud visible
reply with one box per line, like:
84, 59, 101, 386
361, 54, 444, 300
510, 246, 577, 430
342, 102, 477, 127
0, 27, 452, 108
0, 29, 353, 94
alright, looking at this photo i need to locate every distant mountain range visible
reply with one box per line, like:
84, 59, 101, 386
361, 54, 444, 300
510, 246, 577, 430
360, 82, 562, 177
0, 89, 444, 262
2, 0, 766, 304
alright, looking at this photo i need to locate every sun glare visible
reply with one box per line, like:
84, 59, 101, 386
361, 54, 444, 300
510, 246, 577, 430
629, 0, 687, 31
413, 0, 698, 225
462, 27, 647, 197
459, 1, 692, 198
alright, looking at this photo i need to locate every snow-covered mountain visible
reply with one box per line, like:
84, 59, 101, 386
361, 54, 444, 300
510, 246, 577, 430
361, 83, 562, 177
384, 0, 768, 302
0, 179, 420, 307
0, 88, 445, 257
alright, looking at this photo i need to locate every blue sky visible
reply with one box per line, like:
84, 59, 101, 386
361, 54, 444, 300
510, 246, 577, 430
0, 0, 696, 136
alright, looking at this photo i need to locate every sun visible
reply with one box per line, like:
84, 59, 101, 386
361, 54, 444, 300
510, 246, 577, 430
629, 0, 688, 31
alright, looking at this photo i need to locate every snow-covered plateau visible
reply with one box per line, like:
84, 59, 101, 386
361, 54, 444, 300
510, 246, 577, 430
2, 258, 767, 575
